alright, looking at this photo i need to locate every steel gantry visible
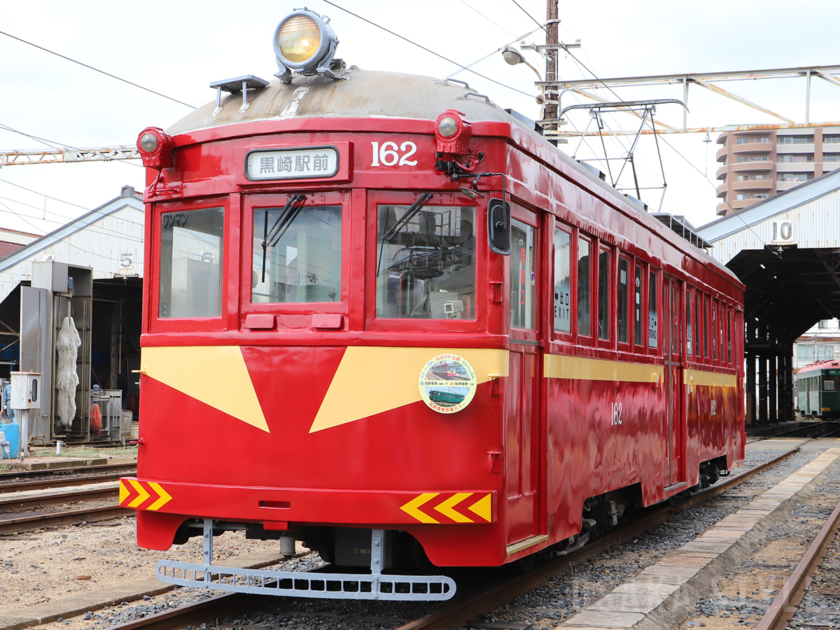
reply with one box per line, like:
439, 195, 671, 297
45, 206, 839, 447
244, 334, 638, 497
0, 146, 139, 167
538, 63, 840, 137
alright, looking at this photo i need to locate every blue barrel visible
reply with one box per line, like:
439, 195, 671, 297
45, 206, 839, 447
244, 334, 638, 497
0, 423, 20, 459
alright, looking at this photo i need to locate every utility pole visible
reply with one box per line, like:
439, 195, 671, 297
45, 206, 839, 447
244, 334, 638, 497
544, 0, 559, 144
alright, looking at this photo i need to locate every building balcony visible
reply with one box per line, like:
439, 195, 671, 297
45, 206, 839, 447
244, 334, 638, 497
716, 146, 729, 162
732, 142, 773, 154
716, 202, 730, 215
730, 161, 773, 173
825, 162, 840, 172
776, 144, 815, 154
716, 183, 727, 198
776, 180, 808, 191
731, 179, 773, 191
776, 162, 815, 173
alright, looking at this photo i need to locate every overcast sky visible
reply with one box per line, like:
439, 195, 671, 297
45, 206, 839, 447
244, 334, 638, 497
1, 0, 839, 236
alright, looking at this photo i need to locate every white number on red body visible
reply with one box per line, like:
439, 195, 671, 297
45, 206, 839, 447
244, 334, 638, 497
370, 141, 418, 167
611, 401, 623, 425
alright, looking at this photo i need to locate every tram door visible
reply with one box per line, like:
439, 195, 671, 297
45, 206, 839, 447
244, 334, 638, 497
505, 215, 542, 547
663, 276, 684, 488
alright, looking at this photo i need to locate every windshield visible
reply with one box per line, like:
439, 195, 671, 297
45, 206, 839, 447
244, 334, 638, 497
159, 207, 224, 318
251, 204, 342, 303
376, 203, 476, 319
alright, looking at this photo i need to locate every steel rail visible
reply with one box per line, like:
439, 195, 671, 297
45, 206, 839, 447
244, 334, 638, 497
0, 504, 131, 535
0, 484, 118, 512
0, 473, 128, 494
0, 461, 137, 481
101, 447, 801, 630
755, 497, 840, 630
396, 446, 802, 630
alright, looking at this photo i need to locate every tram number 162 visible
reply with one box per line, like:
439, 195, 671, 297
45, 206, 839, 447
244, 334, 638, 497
371, 141, 418, 167
611, 402, 623, 426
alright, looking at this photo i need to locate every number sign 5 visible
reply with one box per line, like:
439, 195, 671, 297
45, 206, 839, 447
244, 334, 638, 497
371, 141, 418, 167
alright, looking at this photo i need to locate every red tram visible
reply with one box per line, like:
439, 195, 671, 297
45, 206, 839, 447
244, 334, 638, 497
121, 9, 745, 600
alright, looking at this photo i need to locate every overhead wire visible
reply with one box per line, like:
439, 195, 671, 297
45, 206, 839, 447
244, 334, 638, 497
0, 30, 196, 109
508, 0, 777, 250
0, 193, 144, 244
458, 0, 519, 38
0, 178, 147, 231
323, 1, 537, 99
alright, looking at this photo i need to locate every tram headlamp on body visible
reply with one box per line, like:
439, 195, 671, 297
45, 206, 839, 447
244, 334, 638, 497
274, 8, 341, 84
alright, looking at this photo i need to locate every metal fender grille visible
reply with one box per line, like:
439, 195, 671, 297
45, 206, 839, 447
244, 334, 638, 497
156, 560, 457, 601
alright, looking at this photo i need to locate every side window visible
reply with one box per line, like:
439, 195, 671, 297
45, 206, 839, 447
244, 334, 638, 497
694, 292, 702, 358
510, 220, 536, 330
727, 307, 732, 364
376, 203, 476, 319
634, 264, 644, 347
711, 300, 717, 361
159, 207, 224, 319
686, 289, 693, 356
598, 247, 611, 341
554, 228, 572, 333
618, 257, 629, 344
577, 236, 592, 337
648, 270, 658, 349
704, 296, 710, 358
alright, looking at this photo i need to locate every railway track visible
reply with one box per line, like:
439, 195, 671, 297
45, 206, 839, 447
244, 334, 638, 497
105, 445, 805, 630
0, 461, 137, 483
0, 466, 136, 534
755, 494, 840, 630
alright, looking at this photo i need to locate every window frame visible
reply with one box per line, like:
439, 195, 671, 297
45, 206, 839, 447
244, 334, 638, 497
617, 254, 632, 350
552, 220, 574, 344
365, 189, 485, 333
647, 267, 660, 355
241, 191, 351, 319
634, 261, 647, 352
576, 232, 594, 345
150, 196, 233, 333
509, 215, 539, 333
596, 243, 613, 348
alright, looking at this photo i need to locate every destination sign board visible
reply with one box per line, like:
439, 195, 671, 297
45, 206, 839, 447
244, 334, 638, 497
245, 146, 339, 181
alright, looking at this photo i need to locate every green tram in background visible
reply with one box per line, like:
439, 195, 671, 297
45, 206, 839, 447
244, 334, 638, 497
796, 361, 840, 418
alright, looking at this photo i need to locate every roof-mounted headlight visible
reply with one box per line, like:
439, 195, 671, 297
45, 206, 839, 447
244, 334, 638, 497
274, 9, 341, 84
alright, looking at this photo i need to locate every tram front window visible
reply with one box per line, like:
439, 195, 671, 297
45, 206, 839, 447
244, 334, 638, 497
252, 204, 342, 303
376, 203, 476, 319
159, 207, 224, 319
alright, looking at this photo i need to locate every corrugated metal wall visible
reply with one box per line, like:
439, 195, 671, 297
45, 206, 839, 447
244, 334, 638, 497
0, 204, 145, 302
710, 188, 840, 265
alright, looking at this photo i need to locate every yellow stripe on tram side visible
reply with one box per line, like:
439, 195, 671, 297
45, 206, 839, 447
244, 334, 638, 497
684, 369, 738, 389
544, 354, 663, 383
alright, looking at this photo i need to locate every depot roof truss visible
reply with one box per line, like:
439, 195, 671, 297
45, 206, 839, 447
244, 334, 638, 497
539, 64, 840, 137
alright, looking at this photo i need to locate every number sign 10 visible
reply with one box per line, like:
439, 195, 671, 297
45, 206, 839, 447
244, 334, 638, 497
371, 141, 418, 167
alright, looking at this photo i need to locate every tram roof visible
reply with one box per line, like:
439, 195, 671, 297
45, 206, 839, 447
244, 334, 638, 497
167, 69, 740, 289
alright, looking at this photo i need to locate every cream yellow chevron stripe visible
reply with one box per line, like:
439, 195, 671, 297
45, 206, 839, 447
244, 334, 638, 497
310, 347, 509, 433
544, 354, 663, 383
119, 480, 130, 505
128, 479, 150, 508
141, 346, 269, 432
147, 482, 172, 511
435, 493, 474, 523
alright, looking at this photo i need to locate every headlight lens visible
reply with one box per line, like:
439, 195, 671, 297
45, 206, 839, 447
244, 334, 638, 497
277, 15, 321, 63
438, 116, 458, 137
139, 132, 158, 153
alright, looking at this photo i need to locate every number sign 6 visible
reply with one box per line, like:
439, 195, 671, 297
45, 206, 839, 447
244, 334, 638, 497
371, 141, 418, 167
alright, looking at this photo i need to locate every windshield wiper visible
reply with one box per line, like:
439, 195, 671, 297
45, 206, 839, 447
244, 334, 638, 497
261, 194, 306, 283
376, 192, 433, 277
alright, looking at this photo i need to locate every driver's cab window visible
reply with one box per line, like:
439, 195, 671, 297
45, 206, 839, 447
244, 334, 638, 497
376, 203, 476, 319
159, 207, 224, 319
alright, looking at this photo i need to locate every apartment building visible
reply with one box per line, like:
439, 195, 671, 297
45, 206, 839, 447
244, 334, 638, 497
715, 127, 840, 216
